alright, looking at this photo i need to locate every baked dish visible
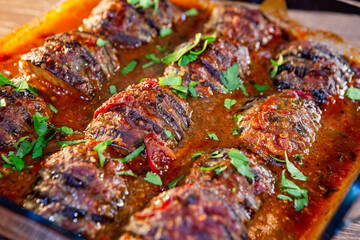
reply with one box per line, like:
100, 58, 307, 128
0, 0, 359, 239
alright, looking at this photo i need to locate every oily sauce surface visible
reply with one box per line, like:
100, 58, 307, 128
0, 2, 360, 240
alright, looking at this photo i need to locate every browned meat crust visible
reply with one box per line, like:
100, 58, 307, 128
164, 38, 250, 96
271, 40, 353, 103
83, 0, 183, 48
86, 79, 191, 150
236, 90, 321, 159
204, 5, 282, 49
0, 86, 51, 149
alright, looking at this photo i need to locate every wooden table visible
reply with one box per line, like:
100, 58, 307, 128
0, 0, 359, 239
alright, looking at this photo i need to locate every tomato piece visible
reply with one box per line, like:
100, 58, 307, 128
144, 131, 175, 174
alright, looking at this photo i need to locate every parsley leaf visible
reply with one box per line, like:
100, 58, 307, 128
346, 86, 360, 100
0, 74, 38, 96
115, 170, 138, 177
96, 37, 107, 47
49, 103, 58, 113
192, 151, 205, 158
33, 112, 50, 137
127, 0, 159, 15
14, 136, 29, 149
162, 33, 202, 64
277, 194, 293, 201
280, 169, 308, 211
220, 63, 248, 96
94, 140, 113, 167
160, 27, 173, 37
156, 43, 168, 53
229, 149, 254, 179
114, 144, 145, 163
188, 81, 198, 98
16, 140, 35, 158
233, 114, 243, 125
184, 8, 198, 16
270, 54, 283, 78
56, 139, 89, 148
168, 174, 184, 188
254, 84, 269, 91
200, 164, 222, 171
208, 150, 224, 159
144, 172, 162, 185
109, 85, 117, 94
224, 98, 237, 109
206, 132, 219, 141
158, 71, 182, 86
121, 60, 138, 75
0, 73, 13, 85
164, 130, 174, 139
178, 53, 197, 66
1, 152, 25, 171
142, 53, 161, 69
270, 155, 285, 163
232, 128, 239, 135
284, 152, 307, 181
171, 85, 188, 99
215, 165, 228, 175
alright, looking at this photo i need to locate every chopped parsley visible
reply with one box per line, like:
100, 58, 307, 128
232, 187, 236, 193
94, 140, 113, 167
0, 98, 6, 107
232, 128, 239, 135
49, 103, 58, 113
192, 151, 205, 158
114, 144, 145, 163
206, 132, 219, 141
215, 165, 228, 175
200, 164, 221, 171
56, 139, 89, 148
279, 170, 308, 211
0, 74, 38, 96
96, 37, 107, 47
168, 174, 184, 188
254, 84, 269, 91
144, 172, 162, 185
162, 33, 216, 66
1, 152, 25, 172
220, 63, 248, 96
346, 86, 360, 100
188, 81, 198, 98
184, 8, 198, 16
142, 53, 161, 69
158, 72, 189, 99
270, 54, 284, 78
164, 130, 174, 139
156, 43, 168, 53
109, 85, 117, 94
121, 60, 138, 75
228, 149, 254, 179
277, 194, 293, 201
160, 27, 173, 37
234, 114, 243, 125
201, 164, 227, 175
270, 155, 285, 163
115, 170, 138, 177
224, 98, 237, 109
208, 150, 224, 159
127, 0, 159, 15
284, 152, 307, 181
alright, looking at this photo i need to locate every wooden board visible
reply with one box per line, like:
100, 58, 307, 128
0, 0, 359, 239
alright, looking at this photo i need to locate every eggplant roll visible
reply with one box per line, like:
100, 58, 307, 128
236, 90, 321, 159
121, 149, 274, 240
271, 40, 354, 103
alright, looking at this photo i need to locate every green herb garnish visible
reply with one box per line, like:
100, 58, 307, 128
220, 63, 248, 96
121, 60, 138, 75
127, 0, 159, 15
144, 172, 162, 185
270, 54, 283, 78
142, 53, 161, 69
94, 140, 113, 167
277, 194, 293, 201
206, 132, 219, 141
1, 152, 24, 171
279, 170, 308, 211
114, 144, 145, 163
56, 139, 89, 148
254, 84, 269, 91
164, 130, 174, 139
188, 81, 198, 98
96, 37, 107, 47
346, 87, 360, 100
0, 74, 38, 96
208, 150, 224, 159
49, 103, 58, 113
192, 151, 205, 158
224, 98, 237, 109
229, 149, 254, 179
284, 152, 307, 181
184, 8, 198, 16
109, 85, 117, 94
233, 114, 243, 125
158, 71, 182, 86
115, 170, 138, 177
168, 174, 184, 188
160, 27, 173, 37
156, 43, 168, 53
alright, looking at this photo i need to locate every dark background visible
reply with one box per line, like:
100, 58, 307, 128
239, 0, 360, 14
